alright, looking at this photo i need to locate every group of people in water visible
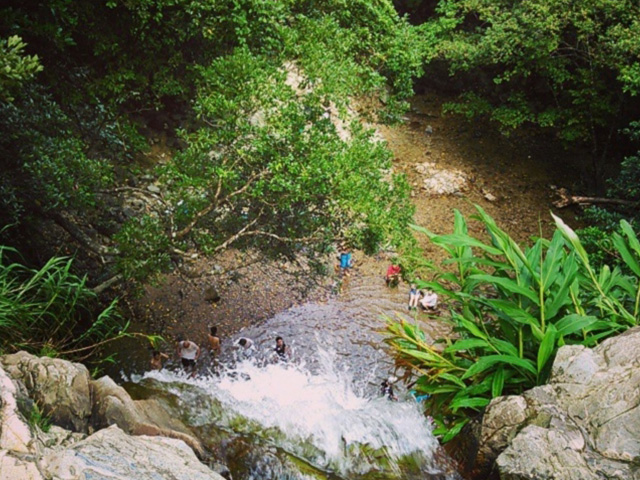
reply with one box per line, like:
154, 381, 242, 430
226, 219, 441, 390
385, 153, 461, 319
150, 326, 292, 378
148, 253, 436, 404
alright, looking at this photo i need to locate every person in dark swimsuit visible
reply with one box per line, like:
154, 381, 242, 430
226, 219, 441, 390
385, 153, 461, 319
381, 379, 398, 401
274, 336, 292, 361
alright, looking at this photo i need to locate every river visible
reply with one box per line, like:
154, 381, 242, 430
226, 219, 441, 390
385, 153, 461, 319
125, 277, 460, 479
112, 92, 578, 479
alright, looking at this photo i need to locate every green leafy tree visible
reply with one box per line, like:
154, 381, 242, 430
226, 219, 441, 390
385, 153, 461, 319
0, 36, 42, 102
386, 206, 640, 441
427, 0, 640, 180
1, 0, 425, 281
116, 49, 414, 280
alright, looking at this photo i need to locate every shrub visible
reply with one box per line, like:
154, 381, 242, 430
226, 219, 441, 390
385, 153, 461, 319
385, 205, 640, 442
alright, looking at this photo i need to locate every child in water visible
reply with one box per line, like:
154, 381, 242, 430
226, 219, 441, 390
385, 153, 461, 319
150, 350, 168, 370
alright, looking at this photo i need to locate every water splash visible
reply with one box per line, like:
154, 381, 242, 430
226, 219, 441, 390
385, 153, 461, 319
138, 345, 456, 479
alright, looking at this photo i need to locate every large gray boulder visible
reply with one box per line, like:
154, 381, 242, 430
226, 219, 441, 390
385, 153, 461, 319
0, 352, 92, 433
91, 375, 204, 456
477, 327, 640, 480
42, 425, 223, 480
0, 357, 222, 480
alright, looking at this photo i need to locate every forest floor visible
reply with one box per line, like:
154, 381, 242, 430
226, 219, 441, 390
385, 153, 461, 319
114, 91, 582, 368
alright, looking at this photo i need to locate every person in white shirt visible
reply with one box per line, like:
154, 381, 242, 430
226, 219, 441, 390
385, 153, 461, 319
234, 337, 256, 359
176, 339, 201, 377
420, 290, 439, 312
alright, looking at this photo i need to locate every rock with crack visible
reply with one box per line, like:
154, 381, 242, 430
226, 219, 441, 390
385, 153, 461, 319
42, 425, 224, 480
474, 326, 640, 480
91, 375, 204, 457
1, 352, 92, 433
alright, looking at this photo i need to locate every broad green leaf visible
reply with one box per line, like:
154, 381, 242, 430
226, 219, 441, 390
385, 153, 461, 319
620, 220, 640, 257
459, 317, 488, 340
555, 314, 598, 336
445, 338, 489, 353
451, 396, 490, 411
430, 233, 503, 256
542, 230, 565, 289
544, 252, 579, 319
442, 418, 470, 443
552, 213, 592, 270
438, 372, 467, 388
491, 367, 505, 397
611, 232, 640, 277
537, 325, 557, 373
484, 298, 541, 328
462, 354, 536, 379
490, 338, 520, 357
470, 274, 540, 304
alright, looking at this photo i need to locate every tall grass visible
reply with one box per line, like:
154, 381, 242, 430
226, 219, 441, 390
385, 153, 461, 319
0, 245, 127, 361
385, 206, 640, 442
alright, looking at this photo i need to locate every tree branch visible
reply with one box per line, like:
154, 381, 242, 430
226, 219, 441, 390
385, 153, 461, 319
213, 215, 263, 253
49, 211, 118, 258
173, 169, 269, 240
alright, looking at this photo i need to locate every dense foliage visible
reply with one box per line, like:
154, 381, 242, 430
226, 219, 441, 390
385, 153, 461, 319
428, 0, 640, 166
386, 206, 640, 441
0, 0, 422, 283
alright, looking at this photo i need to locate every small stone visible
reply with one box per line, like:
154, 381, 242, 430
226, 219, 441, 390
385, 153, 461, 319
483, 189, 497, 202
147, 184, 161, 194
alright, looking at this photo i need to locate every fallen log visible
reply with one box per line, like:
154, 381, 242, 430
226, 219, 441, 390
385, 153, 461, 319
553, 188, 637, 209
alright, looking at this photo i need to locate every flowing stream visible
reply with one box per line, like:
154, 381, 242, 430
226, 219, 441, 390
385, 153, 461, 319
125, 279, 460, 479
114, 92, 577, 478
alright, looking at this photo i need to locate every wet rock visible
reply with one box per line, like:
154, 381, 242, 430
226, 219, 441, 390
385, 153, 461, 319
91, 376, 204, 457
0, 365, 34, 453
43, 425, 224, 480
1, 352, 92, 433
212, 462, 232, 479
476, 327, 640, 480
1, 355, 217, 480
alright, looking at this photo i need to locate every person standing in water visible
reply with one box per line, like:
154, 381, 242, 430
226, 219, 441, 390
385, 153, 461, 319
150, 350, 168, 370
274, 336, 292, 362
381, 378, 398, 401
176, 339, 201, 378
208, 326, 221, 356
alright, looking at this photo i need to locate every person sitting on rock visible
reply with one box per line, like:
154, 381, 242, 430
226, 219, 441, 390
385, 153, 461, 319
419, 289, 439, 312
408, 284, 420, 310
385, 263, 401, 287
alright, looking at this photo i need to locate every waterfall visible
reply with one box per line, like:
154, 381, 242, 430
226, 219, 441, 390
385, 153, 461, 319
134, 343, 460, 480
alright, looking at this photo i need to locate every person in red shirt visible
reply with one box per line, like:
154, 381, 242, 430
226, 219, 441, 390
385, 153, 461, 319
385, 263, 401, 287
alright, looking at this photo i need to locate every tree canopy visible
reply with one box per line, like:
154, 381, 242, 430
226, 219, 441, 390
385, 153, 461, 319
423, 0, 640, 182
0, 0, 421, 281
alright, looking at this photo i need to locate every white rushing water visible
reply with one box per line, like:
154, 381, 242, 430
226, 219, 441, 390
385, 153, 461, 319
136, 343, 454, 479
